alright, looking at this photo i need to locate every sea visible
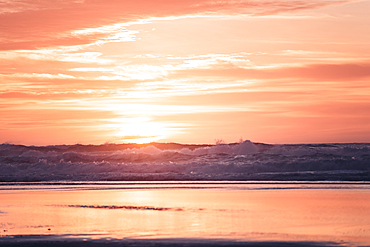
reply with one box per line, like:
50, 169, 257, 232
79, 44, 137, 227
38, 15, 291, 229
0, 141, 369, 246
0, 140, 369, 182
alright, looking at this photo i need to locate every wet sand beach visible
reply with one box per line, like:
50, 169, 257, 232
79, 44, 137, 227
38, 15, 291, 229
1, 183, 370, 246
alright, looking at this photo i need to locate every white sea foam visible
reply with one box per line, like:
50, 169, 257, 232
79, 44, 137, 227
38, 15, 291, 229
0, 141, 369, 181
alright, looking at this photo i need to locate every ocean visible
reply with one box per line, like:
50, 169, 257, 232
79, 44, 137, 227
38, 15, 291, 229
0, 140, 369, 182
1, 141, 370, 246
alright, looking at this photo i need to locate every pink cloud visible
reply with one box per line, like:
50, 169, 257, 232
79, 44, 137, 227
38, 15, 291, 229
0, 0, 352, 50
172, 62, 370, 81
281, 63, 370, 81
0, 91, 96, 100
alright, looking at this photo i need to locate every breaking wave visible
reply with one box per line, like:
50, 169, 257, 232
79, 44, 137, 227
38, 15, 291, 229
0, 141, 369, 181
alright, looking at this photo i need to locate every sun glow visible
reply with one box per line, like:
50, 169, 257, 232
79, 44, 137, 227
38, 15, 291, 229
112, 117, 170, 144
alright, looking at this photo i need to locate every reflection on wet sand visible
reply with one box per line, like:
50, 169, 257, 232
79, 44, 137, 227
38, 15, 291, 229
0, 186, 369, 246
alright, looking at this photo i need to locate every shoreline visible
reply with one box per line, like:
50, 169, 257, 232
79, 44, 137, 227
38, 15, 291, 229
1, 180, 370, 191
0, 235, 347, 247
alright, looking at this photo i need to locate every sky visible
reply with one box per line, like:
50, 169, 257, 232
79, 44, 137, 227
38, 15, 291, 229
1, 0, 370, 145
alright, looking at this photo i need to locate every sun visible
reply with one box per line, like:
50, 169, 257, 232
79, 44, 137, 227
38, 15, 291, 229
114, 117, 169, 144
102, 103, 185, 144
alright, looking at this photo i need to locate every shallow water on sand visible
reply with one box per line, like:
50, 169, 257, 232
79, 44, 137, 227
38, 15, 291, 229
0, 182, 370, 246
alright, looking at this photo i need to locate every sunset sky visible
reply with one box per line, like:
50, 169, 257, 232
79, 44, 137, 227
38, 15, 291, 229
1, 0, 370, 145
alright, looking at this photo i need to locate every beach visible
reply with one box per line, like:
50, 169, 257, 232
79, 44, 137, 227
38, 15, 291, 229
1, 182, 369, 246
2, 0, 370, 244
